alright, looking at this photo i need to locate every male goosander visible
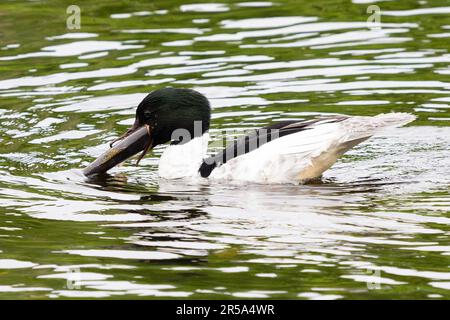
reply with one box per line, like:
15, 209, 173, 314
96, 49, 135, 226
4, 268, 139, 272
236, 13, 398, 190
83, 87, 415, 184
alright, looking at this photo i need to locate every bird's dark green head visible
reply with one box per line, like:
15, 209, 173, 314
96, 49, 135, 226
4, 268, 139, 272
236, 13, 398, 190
136, 87, 211, 145
83, 87, 211, 176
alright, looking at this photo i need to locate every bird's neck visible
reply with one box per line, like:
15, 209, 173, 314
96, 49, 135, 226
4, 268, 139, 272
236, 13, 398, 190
158, 132, 209, 180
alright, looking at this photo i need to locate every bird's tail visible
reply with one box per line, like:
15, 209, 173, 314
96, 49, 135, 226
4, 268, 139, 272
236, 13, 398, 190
340, 112, 416, 142
295, 112, 416, 181
373, 112, 417, 126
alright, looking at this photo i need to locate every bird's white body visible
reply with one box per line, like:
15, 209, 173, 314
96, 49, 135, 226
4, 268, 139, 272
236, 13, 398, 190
158, 113, 416, 184
158, 133, 210, 180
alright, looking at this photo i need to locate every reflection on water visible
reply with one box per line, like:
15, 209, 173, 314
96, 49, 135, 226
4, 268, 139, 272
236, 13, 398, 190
0, 0, 449, 299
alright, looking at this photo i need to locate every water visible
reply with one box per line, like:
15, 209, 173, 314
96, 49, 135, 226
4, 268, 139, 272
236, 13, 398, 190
0, 0, 449, 299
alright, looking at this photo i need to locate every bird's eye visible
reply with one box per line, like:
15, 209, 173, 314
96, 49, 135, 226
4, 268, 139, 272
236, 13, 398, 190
143, 110, 153, 120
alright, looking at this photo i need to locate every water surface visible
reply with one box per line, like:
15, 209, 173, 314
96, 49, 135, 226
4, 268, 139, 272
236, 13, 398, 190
0, 0, 449, 299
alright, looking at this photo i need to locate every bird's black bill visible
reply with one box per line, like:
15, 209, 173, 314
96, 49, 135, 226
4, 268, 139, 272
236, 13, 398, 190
83, 126, 152, 176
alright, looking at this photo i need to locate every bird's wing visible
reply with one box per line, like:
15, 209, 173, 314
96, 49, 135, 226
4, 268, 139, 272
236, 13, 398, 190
199, 116, 348, 178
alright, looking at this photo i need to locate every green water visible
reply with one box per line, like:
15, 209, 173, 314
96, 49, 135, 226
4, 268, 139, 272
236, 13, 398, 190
0, 0, 449, 299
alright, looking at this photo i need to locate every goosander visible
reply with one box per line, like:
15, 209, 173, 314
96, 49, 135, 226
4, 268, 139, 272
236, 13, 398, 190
83, 87, 416, 184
